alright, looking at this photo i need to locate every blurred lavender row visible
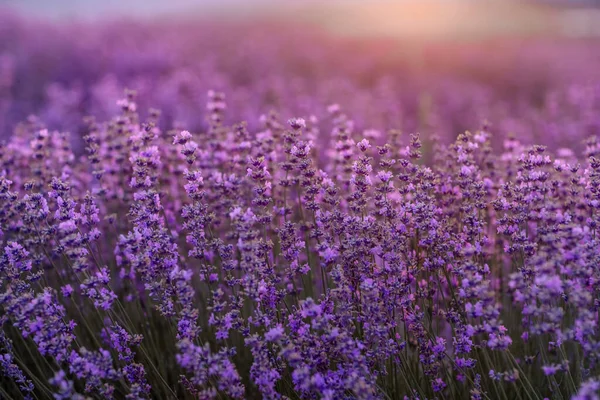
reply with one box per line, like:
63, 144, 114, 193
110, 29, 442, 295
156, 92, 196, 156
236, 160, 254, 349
0, 10, 599, 153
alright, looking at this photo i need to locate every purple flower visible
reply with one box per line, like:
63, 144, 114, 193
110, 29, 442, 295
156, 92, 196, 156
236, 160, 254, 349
265, 325, 285, 342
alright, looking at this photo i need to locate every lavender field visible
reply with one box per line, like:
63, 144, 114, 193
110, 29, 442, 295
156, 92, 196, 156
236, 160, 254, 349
2, 4, 600, 400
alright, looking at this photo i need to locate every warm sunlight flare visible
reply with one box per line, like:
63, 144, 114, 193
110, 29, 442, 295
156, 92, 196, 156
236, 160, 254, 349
305, 1, 558, 39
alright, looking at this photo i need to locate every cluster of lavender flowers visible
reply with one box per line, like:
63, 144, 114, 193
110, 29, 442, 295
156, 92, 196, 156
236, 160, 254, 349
1, 87, 600, 400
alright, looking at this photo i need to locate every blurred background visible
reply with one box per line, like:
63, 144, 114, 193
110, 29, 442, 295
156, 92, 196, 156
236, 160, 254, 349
0, 0, 599, 152
4, 0, 600, 39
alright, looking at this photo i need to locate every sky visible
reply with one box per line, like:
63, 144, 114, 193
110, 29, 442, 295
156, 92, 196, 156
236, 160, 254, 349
1, 0, 599, 38
0, 0, 276, 19
0, 0, 316, 19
